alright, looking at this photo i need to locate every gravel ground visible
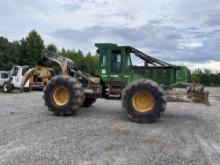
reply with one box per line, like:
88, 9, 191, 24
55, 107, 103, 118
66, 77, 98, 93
0, 87, 220, 165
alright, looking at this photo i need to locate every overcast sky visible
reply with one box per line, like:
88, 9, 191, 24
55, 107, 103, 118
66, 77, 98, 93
1, 0, 220, 71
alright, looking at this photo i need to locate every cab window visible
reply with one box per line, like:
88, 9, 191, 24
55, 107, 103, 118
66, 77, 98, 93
101, 49, 108, 68
111, 50, 122, 73
125, 54, 132, 72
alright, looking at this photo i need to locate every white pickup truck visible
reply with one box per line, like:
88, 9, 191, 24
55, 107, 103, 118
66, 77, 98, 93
0, 71, 10, 88
1, 65, 54, 93
2, 66, 30, 92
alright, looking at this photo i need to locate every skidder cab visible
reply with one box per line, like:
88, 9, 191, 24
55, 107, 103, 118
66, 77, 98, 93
22, 43, 209, 123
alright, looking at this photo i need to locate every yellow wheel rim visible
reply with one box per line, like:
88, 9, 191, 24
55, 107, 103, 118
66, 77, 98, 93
52, 86, 70, 106
132, 91, 154, 113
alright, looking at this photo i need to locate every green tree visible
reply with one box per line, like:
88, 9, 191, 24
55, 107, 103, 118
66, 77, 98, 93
60, 49, 84, 70
204, 69, 211, 75
0, 37, 19, 70
191, 69, 220, 86
193, 69, 202, 76
82, 52, 93, 73
91, 53, 99, 75
46, 44, 57, 53
18, 30, 45, 67
59, 49, 99, 75
191, 74, 200, 83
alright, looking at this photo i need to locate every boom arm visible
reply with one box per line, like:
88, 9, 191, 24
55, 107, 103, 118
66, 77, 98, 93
21, 50, 99, 91
39, 51, 99, 83
38, 50, 76, 75
130, 47, 174, 67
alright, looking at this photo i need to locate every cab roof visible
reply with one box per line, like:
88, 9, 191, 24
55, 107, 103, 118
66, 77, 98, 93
95, 43, 131, 49
95, 43, 174, 67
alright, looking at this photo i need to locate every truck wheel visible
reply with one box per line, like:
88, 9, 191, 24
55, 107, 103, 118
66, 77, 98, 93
121, 80, 166, 123
43, 76, 85, 116
2, 83, 14, 93
24, 87, 31, 92
83, 98, 97, 107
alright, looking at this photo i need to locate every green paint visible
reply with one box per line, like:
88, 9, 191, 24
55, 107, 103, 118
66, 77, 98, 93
175, 66, 191, 83
95, 43, 190, 88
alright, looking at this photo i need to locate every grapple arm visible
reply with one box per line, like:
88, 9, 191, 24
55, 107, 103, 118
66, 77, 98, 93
38, 50, 76, 75
21, 51, 99, 91
21, 51, 76, 91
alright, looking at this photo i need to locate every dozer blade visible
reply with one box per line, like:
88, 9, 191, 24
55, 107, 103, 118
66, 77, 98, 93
187, 84, 210, 105
166, 86, 210, 105
188, 91, 210, 105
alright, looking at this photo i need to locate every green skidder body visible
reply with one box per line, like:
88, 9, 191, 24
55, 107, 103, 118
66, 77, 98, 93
27, 43, 209, 123
95, 43, 189, 88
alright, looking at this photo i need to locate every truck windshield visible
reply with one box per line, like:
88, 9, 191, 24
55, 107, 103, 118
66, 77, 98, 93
11, 67, 19, 76
1, 73, 9, 79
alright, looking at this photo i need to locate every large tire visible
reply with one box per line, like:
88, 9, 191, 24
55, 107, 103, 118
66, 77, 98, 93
43, 76, 85, 116
121, 80, 166, 123
2, 83, 14, 93
83, 98, 97, 107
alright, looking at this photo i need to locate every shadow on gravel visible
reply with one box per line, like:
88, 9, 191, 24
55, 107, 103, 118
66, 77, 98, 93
80, 106, 130, 122
44, 107, 208, 125
42, 105, 130, 122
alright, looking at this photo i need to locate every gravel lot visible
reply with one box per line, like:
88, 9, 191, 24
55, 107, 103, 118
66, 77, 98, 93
0, 87, 220, 165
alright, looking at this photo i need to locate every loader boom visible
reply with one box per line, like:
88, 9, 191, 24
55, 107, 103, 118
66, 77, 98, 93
38, 50, 76, 75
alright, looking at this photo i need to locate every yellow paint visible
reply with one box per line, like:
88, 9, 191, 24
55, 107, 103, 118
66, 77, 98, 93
42, 77, 49, 85
132, 91, 154, 113
52, 86, 70, 106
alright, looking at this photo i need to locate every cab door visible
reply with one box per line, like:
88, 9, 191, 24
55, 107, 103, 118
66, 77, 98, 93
99, 48, 110, 82
123, 51, 132, 84
110, 49, 123, 82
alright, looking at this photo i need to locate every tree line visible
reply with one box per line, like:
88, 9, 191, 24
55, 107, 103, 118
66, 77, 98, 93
191, 69, 220, 86
0, 30, 99, 75
0, 30, 220, 85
